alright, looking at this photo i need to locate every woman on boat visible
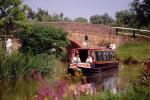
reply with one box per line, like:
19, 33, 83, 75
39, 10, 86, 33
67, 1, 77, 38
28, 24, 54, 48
72, 53, 81, 63
86, 55, 95, 68
86, 55, 93, 63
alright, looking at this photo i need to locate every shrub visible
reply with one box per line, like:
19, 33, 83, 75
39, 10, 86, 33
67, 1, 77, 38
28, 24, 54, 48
15, 24, 68, 58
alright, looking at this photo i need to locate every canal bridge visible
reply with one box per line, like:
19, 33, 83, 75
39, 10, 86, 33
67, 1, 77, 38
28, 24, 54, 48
42, 22, 150, 48
41, 22, 119, 48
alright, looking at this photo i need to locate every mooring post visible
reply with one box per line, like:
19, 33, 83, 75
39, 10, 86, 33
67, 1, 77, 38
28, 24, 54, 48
133, 30, 136, 38
83, 34, 88, 48
116, 28, 118, 36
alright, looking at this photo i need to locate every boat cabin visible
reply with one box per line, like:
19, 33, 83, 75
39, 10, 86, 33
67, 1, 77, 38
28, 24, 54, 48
68, 47, 119, 76
69, 48, 115, 65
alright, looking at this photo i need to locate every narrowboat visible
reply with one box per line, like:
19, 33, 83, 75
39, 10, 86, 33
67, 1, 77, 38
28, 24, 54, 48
68, 47, 119, 76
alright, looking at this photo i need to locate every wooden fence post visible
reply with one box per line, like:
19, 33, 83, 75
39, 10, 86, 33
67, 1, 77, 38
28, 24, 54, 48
133, 30, 136, 38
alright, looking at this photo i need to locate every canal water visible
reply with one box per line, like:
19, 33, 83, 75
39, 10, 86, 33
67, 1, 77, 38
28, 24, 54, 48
0, 64, 144, 99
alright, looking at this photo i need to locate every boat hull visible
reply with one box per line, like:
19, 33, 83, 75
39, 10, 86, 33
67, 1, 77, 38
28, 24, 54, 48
68, 62, 119, 76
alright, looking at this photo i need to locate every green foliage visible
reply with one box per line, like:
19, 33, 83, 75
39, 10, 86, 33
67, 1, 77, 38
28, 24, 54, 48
90, 15, 102, 24
64, 17, 71, 22
101, 13, 114, 25
36, 8, 48, 21
27, 7, 36, 20
29, 8, 65, 22
115, 10, 135, 27
0, 0, 27, 34
116, 41, 150, 62
130, 0, 150, 28
0, 52, 55, 79
115, 0, 150, 28
15, 24, 68, 57
74, 17, 88, 22
90, 13, 113, 25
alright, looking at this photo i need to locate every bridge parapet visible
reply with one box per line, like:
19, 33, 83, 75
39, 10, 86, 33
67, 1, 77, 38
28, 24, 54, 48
40, 22, 117, 48
41, 22, 116, 35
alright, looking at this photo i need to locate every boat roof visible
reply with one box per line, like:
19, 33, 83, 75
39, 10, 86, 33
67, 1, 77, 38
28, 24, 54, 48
72, 47, 112, 51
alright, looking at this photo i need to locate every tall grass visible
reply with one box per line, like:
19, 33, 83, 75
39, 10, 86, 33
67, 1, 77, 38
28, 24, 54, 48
116, 41, 150, 63
0, 51, 55, 79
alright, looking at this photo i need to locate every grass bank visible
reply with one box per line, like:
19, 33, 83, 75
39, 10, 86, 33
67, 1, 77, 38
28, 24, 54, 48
116, 41, 150, 63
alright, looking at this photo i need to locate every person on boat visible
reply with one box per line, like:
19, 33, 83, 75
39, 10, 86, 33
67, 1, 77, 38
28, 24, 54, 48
86, 55, 93, 63
109, 42, 116, 50
72, 53, 81, 63
86, 55, 95, 68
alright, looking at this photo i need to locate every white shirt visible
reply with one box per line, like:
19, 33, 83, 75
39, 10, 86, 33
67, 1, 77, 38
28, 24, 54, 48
72, 57, 81, 63
109, 43, 116, 50
86, 56, 93, 63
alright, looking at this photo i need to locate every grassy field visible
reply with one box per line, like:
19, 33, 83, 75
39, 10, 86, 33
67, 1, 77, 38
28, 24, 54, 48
116, 41, 150, 63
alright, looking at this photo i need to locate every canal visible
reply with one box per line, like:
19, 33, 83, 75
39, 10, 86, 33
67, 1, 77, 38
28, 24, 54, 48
0, 64, 144, 100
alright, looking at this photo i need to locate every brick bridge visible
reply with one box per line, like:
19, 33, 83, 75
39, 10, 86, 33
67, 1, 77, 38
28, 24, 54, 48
41, 22, 119, 48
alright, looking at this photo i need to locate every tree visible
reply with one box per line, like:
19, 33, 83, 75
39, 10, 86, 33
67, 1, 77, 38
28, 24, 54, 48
90, 14, 114, 25
115, 10, 134, 27
60, 12, 63, 20
0, 0, 27, 34
130, 0, 150, 28
0, 0, 27, 51
35, 9, 65, 22
15, 25, 68, 57
90, 15, 102, 24
101, 13, 114, 25
64, 17, 71, 21
36, 8, 49, 21
74, 17, 88, 22
27, 7, 36, 20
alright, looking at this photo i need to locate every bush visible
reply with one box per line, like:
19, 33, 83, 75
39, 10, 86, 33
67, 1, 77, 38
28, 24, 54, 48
15, 24, 68, 58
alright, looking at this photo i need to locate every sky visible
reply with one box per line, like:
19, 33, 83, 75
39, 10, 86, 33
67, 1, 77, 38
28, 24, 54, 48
24, 0, 133, 20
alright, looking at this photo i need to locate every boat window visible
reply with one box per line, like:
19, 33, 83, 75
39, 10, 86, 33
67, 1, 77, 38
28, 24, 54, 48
105, 51, 109, 60
95, 51, 114, 61
110, 51, 114, 59
109, 51, 113, 60
108, 51, 111, 60
95, 51, 103, 61
103, 51, 107, 61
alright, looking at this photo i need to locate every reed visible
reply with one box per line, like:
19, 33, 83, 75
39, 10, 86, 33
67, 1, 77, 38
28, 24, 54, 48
0, 52, 55, 79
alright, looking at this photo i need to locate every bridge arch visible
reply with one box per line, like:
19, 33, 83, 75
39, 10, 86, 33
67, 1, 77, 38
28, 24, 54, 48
68, 39, 82, 49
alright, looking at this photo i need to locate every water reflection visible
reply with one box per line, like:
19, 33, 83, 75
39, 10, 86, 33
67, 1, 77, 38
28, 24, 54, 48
83, 68, 118, 94
102, 76, 117, 94
73, 83, 96, 95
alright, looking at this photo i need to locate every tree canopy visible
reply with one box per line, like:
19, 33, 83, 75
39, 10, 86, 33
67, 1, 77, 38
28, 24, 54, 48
130, 0, 150, 28
74, 17, 88, 22
90, 13, 113, 25
90, 15, 102, 24
0, 0, 27, 34
101, 13, 114, 25
115, 0, 150, 28
115, 10, 134, 27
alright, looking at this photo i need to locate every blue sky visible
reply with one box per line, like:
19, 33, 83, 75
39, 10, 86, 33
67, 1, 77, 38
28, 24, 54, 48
24, 0, 132, 20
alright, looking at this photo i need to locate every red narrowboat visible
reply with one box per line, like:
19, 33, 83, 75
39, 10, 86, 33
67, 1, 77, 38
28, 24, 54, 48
68, 47, 119, 76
